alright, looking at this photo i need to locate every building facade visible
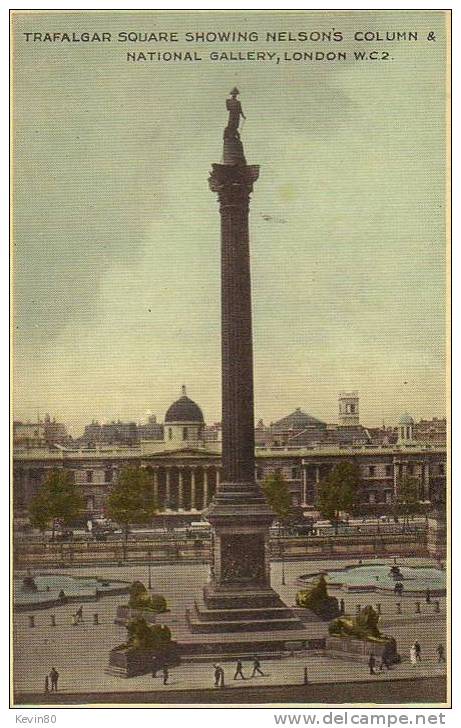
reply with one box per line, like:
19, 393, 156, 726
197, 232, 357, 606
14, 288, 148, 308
13, 391, 446, 520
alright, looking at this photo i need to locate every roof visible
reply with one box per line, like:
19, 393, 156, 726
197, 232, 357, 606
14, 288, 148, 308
399, 413, 414, 425
272, 408, 326, 431
165, 394, 204, 424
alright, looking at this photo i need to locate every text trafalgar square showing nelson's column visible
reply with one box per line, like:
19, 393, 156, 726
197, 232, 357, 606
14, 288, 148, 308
184, 90, 305, 652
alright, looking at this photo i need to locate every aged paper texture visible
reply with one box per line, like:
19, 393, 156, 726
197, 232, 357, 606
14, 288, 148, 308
11, 9, 450, 709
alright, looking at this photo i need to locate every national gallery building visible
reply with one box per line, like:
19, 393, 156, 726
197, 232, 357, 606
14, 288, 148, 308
13, 390, 447, 520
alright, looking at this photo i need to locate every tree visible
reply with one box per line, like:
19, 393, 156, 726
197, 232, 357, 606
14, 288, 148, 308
107, 466, 157, 558
28, 469, 85, 540
262, 471, 296, 586
261, 471, 293, 522
316, 461, 360, 533
394, 476, 421, 527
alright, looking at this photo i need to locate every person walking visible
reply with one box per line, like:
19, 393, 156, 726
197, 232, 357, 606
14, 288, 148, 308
425, 589, 431, 604
234, 659, 245, 680
436, 644, 445, 664
368, 653, 376, 675
414, 641, 422, 662
162, 665, 169, 685
410, 643, 418, 665
251, 656, 264, 677
213, 664, 225, 688
151, 656, 160, 678
49, 667, 59, 692
339, 598, 345, 615
75, 605, 83, 623
213, 664, 220, 688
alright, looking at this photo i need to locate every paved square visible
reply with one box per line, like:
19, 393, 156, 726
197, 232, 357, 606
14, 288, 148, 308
13, 557, 447, 697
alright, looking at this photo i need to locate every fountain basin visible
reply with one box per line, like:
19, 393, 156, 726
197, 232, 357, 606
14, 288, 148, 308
298, 563, 446, 596
14, 573, 130, 610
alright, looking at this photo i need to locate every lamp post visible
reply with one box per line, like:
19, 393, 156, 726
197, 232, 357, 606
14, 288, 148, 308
279, 523, 286, 586
147, 551, 152, 590
281, 540, 286, 586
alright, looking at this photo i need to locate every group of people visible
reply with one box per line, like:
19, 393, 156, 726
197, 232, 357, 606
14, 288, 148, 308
44, 667, 59, 693
214, 656, 265, 687
367, 653, 392, 675
409, 641, 445, 664
368, 641, 445, 674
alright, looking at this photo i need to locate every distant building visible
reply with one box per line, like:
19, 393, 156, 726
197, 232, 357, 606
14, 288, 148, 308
397, 413, 414, 444
338, 391, 360, 426
43, 414, 69, 445
138, 414, 164, 441
81, 420, 138, 446
414, 417, 446, 444
203, 422, 222, 443
13, 414, 69, 447
13, 421, 46, 448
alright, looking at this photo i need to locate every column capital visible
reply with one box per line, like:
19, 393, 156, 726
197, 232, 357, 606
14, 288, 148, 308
209, 163, 260, 208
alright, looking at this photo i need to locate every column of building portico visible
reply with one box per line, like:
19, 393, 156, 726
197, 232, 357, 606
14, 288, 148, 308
178, 469, 184, 510
203, 467, 209, 509
314, 464, 320, 502
153, 468, 159, 506
302, 465, 307, 506
190, 467, 196, 511
165, 468, 171, 510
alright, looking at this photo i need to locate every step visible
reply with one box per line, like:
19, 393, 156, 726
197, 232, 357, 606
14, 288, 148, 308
187, 616, 303, 634
192, 602, 295, 622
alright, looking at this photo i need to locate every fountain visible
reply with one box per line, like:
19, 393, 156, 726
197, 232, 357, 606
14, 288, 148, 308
299, 562, 446, 596
15, 573, 131, 610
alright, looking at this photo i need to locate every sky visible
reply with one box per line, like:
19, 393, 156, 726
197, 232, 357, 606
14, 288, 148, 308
12, 10, 448, 436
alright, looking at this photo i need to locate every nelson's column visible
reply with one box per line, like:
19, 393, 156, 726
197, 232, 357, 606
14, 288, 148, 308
185, 90, 304, 651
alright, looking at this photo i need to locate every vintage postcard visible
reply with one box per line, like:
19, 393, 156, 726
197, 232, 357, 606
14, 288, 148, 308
11, 9, 450, 709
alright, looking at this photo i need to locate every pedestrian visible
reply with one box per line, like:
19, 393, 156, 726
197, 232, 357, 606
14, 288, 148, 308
436, 644, 445, 663
75, 605, 83, 623
368, 653, 376, 675
213, 664, 220, 687
152, 656, 160, 678
339, 598, 345, 615
425, 589, 431, 604
49, 667, 59, 692
217, 665, 225, 687
234, 659, 245, 680
44, 675, 49, 693
251, 656, 264, 677
410, 644, 418, 665
213, 664, 224, 687
414, 641, 422, 662
162, 664, 169, 685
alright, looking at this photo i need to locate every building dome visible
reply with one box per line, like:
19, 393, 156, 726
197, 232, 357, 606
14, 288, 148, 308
165, 386, 204, 424
398, 413, 414, 425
